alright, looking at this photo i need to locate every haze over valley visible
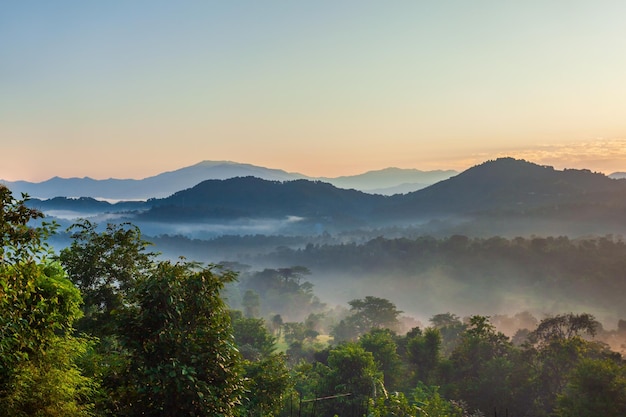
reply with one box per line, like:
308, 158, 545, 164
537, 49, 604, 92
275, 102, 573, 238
9, 157, 626, 336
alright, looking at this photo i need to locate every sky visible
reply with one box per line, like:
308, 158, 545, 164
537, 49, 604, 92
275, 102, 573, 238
2, 1, 626, 182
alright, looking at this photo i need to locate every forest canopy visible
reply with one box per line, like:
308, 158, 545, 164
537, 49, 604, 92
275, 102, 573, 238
2, 184, 626, 416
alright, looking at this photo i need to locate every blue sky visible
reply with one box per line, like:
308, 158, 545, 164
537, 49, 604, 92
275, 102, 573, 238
2, 1, 626, 181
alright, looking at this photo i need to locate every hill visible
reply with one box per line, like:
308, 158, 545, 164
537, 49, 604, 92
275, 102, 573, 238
318, 167, 456, 195
390, 157, 626, 215
1, 161, 455, 200
24, 157, 626, 238
2, 161, 306, 200
137, 177, 385, 231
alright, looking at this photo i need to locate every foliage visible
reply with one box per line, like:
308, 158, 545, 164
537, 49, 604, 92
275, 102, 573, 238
117, 261, 245, 416
7, 183, 626, 416
58, 219, 156, 337
0, 336, 96, 417
430, 313, 466, 356
528, 313, 599, 346
412, 382, 465, 417
556, 357, 626, 417
446, 316, 514, 414
242, 266, 325, 322
407, 327, 442, 385
242, 353, 291, 417
0, 185, 54, 264
332, 296, 402, 342
264, 234, 626, 320
325, 343, 380, 407
368, 391, 420, 417
0, 185, 95, 416
524, 313, 616, 416
230, 310, 277, 360
359, 328, 402, 390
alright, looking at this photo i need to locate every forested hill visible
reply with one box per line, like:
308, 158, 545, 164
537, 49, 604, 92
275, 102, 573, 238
138, 176, 387, 224
387, 157, 626, 216
26, 158, 626, 236
140, 157, 626, 218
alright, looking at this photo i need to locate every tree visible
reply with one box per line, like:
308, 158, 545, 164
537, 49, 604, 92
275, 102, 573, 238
58, 219, 158, 414
407, 327, 442, 385
242, 267, 323, 322
0, 186, 51, 264
349, 296, 402, 331
526, 313, 606, 415
332, 296, 402, 342
59, 219, 156, 337
0, 185, 96, 416
447, 316, 514, 415
359, 328, 401, 390
117, 261, 245, 416
429, 313, 465, 356
412, 382, 465, 417
242, 289, 261, 318
283, 322, 309, 345
331, 315, 362, 343
270, 313, 283, 338
556, 357, 626, 417
322, 343, 381, 417
368, 391, 421, 417
528, 313, 599, 347
242, 353, 291, 417
230, 311, 276, 360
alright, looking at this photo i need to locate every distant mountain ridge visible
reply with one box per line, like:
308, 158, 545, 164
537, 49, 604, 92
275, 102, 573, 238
1, 161, 456, 200
26, 157, 626, 238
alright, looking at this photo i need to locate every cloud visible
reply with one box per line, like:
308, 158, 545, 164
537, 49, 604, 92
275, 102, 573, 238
456, 138, 626, 174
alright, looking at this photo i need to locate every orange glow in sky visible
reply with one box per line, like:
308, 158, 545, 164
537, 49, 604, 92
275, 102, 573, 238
1, 2, 626, 181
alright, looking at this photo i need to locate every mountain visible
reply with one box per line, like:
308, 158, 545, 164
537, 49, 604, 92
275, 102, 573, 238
389, 157, 626, 215
1, 161, 455, 200
136, 177, 385, 229
127, 158, 625, 233
1, 161, 306, 201
24, 157, 626, 238
609, 172, 626, 179
319, 167, 457, 195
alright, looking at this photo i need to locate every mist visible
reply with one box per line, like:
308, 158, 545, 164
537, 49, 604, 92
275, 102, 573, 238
40, 205, 626, 340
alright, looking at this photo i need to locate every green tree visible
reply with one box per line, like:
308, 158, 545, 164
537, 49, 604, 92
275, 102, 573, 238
556, 357, 626, 417
59, 219, 156, 337
429, 312, 465, 356
359, 328, 401, 390
58, 219, 158, 414
0, 185, 96, 416
283, 322, 309, 345
242, 289, 261, 318
407, 327, 442, 385
242, 353, 291, 417
230, 310, 277, 360
526, 313, 607, 416
332, 296, 402, 342
348, 296, 402, 331
322, 343, 380, 417
118, 261, 245, 416
447, 316, 514, 415
412, 382, 464, 417
368, 391, 421, 417
529, 313, 599, 344
270, 313, 283, 338
0, 186, 52, 264
242, 267, 323, 322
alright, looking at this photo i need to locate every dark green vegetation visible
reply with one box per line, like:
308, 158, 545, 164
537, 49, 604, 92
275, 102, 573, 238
3, 183, 626, 416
